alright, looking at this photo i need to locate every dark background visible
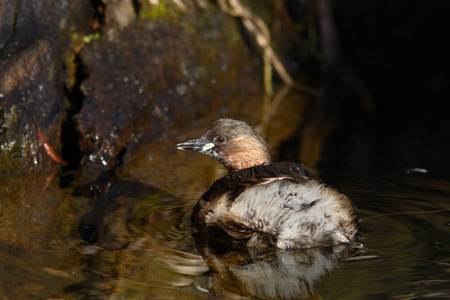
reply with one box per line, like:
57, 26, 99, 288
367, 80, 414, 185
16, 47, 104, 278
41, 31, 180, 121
320, 0, 450, 176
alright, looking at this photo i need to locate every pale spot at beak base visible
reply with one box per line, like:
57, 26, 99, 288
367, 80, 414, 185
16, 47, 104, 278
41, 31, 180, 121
201, 143, 215, 152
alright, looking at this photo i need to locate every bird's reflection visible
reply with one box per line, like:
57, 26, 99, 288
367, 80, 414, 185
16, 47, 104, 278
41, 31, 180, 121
193, 231, 355, 299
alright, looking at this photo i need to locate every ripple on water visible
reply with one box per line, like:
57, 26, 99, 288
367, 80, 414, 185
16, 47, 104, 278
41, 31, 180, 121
315, 172, 450, 299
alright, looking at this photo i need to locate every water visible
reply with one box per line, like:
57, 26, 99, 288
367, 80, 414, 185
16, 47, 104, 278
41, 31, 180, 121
317, 171, 450, 299
1, 139, 449, 299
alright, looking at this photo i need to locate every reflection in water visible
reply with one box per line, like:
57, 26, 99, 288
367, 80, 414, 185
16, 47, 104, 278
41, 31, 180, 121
1, 141, 449, 299
193, 231, 356, 299
0, 169, 88, 299
65, 165, 358, 299
76, 169, 167, 250
65, 169, 210, 299
67, 238, 208, 299
65, 140, 450, 299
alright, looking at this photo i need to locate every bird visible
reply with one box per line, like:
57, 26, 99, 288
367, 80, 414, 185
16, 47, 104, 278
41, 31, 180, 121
177, 118, 359, 249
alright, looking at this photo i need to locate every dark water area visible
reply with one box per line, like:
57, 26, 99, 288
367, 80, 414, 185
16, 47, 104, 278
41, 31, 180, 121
325, 0, 450, 176
317, 171, 450, 299
1, 1, 450, 299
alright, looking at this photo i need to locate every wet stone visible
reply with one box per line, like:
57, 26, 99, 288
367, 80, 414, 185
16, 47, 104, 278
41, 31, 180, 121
0, 1, 92, 174
76, 2, 262, 171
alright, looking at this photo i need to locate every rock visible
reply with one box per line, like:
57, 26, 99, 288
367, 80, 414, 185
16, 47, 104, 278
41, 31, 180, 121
75, 1, 262, 171
0, 0, 264, 175
0, 1, 92, 174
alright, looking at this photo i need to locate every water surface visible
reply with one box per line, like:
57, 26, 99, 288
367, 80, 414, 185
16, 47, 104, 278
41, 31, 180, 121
1, 139, 449, 299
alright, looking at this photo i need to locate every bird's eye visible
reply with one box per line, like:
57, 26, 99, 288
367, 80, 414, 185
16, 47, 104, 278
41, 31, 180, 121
215, 136, 226, 144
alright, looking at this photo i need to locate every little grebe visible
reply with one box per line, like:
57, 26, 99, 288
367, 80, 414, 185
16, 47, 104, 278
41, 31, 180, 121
177, 119, 359, 249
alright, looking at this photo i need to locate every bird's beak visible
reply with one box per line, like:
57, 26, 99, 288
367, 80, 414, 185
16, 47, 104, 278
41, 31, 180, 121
177, 138, 215, 153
